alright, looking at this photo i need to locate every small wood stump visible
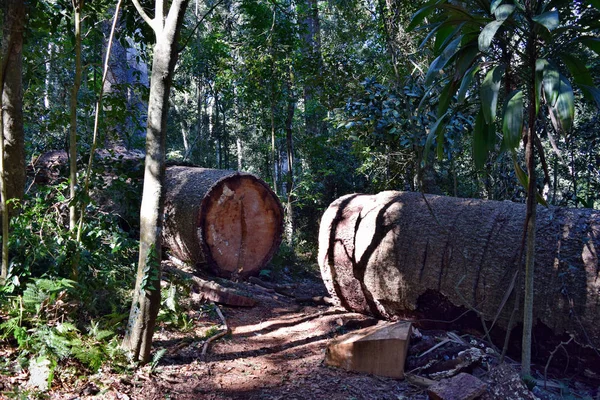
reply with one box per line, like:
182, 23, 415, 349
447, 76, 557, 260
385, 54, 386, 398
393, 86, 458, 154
325, 321, 412, 379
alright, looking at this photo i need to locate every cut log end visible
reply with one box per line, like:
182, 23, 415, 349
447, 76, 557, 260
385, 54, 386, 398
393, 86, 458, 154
164, 167, 283, 279
200, 174, 282, 278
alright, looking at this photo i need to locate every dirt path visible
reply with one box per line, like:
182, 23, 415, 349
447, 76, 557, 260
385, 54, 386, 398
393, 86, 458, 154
8, 269, 598, 399
124, 278, 426, 400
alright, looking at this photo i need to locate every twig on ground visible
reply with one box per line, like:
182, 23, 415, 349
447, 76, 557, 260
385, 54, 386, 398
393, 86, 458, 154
201, 301, 231, 360
544, 335, 573, 389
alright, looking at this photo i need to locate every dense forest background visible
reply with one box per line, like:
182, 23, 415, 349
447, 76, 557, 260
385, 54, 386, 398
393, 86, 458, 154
1, 0, 599, 393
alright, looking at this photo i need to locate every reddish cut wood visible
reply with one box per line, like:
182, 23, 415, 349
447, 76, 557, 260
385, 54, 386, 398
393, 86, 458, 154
318, 191, 600, 350
163, 167, 283, 279
325, 321, 412, 378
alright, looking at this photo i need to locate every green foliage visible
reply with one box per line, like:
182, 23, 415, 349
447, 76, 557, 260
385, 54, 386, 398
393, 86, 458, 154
0, 179, 137, 383
157, 282, 193, 330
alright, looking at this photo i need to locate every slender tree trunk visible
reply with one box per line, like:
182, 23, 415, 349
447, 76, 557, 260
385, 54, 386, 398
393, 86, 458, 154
237, 137, 243, 170
77, 0, 123, 243
570, 143, 577, 207
222, 106, 229, 169
521, 20, 538, 377
123, 0, 189, 363
552, 156, 558, 205
0, 69, 6, 281
1, 0, 26, 280
284, 72, 296, 245
376, 0, 400, 83
270, 97, 278, 195
299, 0, 324, 137
44, 43, 52, 110
69, 0, 83, 234
1, 0, 26, 209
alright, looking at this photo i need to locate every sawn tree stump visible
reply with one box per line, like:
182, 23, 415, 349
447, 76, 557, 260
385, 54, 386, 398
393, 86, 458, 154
163, 167, 283, 278
318, 191, 600, 350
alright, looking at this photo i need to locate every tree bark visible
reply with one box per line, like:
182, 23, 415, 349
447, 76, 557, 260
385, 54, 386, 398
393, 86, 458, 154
318, 191, 600, 351
69, 0, 83, 234
122, 0, 189, 364
521, 21, 538, 376
0, 0, 26, 280
163, 166, 283, 279
1, 0, 26, 208
284, 71, 295, 246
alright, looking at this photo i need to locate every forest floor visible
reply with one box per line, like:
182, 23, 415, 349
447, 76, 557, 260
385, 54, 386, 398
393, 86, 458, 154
2, 261, 599, 399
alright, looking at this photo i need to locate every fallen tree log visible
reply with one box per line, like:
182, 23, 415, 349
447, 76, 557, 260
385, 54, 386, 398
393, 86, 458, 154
163, 166, 283, 279
318, 191, 600, 350
163, 265, 257, 307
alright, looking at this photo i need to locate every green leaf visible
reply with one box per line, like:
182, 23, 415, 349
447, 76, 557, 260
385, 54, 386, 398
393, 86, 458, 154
502, 90, 524, 151
512, 152, 528, 189
453, 43, 479, 80
408, 0, 444, 31
552, 75, 575, 133
424, 112, 449, 162
479, 20, 504, 51
511, 153, 548, 206
532, 10, 559, 31
480, 65, 505, 123
437, 79, 459, 117
434, 23, 460, 54
535, 59, 548, 114
494, 4, 515, 21
579, 85, 600, 109
579, 37, 600, 55
490, 0, 503, 14
419, 22, 443, 49
425, 36, 463, 85
542, 63, 560, 106
560, 52, 594, 86
457, 63, 480, 103
473, 110, 489, 169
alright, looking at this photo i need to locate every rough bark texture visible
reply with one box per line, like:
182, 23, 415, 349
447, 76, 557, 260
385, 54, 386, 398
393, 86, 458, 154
318, 191, 600, 350
163, 166, 283, 279
1, 0, 26, 207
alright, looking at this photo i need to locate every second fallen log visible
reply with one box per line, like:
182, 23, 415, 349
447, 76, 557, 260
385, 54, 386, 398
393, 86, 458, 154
163, 167, 283, 279
318, 191, 600, 350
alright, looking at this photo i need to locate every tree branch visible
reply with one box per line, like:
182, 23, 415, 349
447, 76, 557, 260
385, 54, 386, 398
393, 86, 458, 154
178, 0, 225, 53
131, 0, 156, 30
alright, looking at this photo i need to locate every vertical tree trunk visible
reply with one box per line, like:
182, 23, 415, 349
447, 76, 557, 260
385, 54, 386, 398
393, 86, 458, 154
1, 0, 26, 208
270, 96, 278, 195
69, 0, 83, 234
1, 0, 26, 280
284, 72, 296, 245
299, 0, 324, 137
76, 0, 123, 243
376, 0, 400, 83
237, 137, 243, 170
123, 0, 189, 364
521, 17, 538, 376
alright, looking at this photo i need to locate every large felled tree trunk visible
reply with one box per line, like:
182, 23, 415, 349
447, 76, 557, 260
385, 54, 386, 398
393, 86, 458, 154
318, 191, 600, 350
163, 166, 283, 279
